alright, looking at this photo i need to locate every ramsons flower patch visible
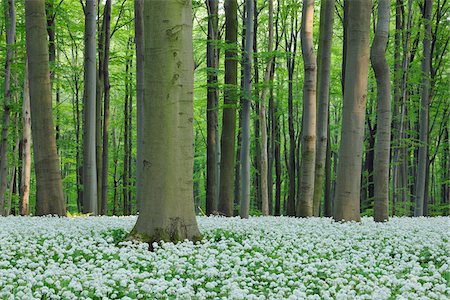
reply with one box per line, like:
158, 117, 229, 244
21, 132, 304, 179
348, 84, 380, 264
0, 216, 448, 299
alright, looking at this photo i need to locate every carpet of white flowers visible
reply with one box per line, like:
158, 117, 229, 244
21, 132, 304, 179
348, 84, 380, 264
0, 216, 449, 300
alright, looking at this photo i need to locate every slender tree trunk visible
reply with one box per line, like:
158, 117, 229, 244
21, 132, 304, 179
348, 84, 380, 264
134, 0, 144, 213
131, 0, 201, 244
258, 0, 274, 216
297, 0, 317, 217
324, 123, 332, 217
240, 0, 254, 219
218, 0, 238, 217
312, 0, 335, 217
333, 0, 372, 222
286, 15, 298, 216
0, 0, 16, 215
20, 61, 31, 216
414, 0, 432, 217
100, 0, 111, 214
371, 0, 391, 222
206, 0, 219, 215
123, 54, 130, 216
25, 0, 65, 216
82, 0, 98, 215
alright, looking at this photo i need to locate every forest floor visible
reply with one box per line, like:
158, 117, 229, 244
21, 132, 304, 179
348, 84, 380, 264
0, 216, 448, 299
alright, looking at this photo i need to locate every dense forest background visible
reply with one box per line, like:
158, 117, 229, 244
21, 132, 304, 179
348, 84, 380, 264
0, 0, 448, 217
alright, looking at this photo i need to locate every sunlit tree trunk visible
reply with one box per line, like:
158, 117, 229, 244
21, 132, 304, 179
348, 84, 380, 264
333, 0, 372, 222
313, 0, 335, 217
0, 0, 16, 215
25, 0, 66, 216
130, 0, 201, 244
218, 0, 238, 217
371, 0, 391, 222
82, 0, 98, 215
297, 0, 317, 217
20, 61, 31, 216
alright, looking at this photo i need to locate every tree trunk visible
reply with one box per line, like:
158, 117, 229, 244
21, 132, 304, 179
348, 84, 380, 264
297, 0, 317, 217
82, 0, 98, 215
258, 0, 274, 216
25, 0, 65, 216
134, 0, 144, 213
123, 53, 130, 216
333, 0, 372, 222
206, 0, 219, 215
131, 0, 201, 244
100, 0, 111, 214
0, 0, 16, 215
286, 14, 298, 216
20, 61, 31, 216
218, 0, 238, 217
371, 0, 391, 222
312, 0, 335, 217
414, 0, 432, 217
240, 0, 254, 219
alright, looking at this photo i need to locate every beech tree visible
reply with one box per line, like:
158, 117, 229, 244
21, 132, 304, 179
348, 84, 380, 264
333, 0, 372, 222
414, 0, 432, 217
25, 0, 65, 216
313, 0, 335, 217
82, 0, 98, 215
0, 0, 15, 215
240, 0, 254, 219
130, 0, 201, 243
297, 0, 317, 217
218, 0, 238, 217
371, 0, 391, 222
206, 0, 220, 215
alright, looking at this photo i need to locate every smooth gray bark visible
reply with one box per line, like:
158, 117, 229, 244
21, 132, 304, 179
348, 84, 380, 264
218, 0, 238, 217
82, 0, 98, 215
297, 0, 317, 217
371, 0, 391, 222
240, 0, 254, 219
131, 0, 201, 244
333, 0, 372, 222
414, 0, 432, 217
134, 0, 144, 212
312, 0, 335, 217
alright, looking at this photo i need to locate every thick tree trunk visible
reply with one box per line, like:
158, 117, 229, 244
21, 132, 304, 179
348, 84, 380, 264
258, 0, 274, 216
240, 0, 254, 219
297, 0, 317, 217
131, 0, 201, 244
100, 0, 111, 214
82, 0, 98, 215
134, 0, 144, 212
371, 0, 391, 222
414, 0, 432, 217
25, 0, 65, 216
206, 0, 219, 215
312, 0, 335, 217
218, 0, 238, 217
0, 0, 16, 215
20, 61, 31, 216
333, 0, 372, 222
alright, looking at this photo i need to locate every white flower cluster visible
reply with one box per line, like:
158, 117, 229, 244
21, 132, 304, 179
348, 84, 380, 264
0, 216, 448, 299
